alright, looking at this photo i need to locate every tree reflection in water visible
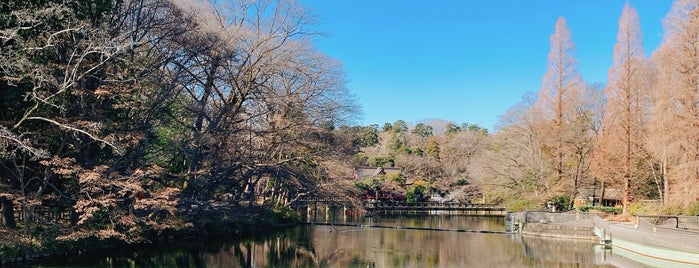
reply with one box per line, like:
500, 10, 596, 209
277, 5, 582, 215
37, 216, 624, 267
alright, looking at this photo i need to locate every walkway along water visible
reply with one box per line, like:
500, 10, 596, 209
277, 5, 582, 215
594, 215, 699, 266
506, 211, 699, 267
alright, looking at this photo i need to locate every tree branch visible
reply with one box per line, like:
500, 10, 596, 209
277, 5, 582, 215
26, 117, 124, 155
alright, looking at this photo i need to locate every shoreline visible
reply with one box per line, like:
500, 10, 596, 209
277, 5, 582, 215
0, 206, 300, 266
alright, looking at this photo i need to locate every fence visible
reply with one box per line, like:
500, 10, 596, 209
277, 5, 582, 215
2, 204, 73, 225
639, 215, 699, 231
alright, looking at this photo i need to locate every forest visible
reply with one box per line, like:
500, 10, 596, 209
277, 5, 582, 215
0, 0, 698, 256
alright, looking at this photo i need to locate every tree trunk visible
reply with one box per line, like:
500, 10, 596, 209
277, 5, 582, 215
70, 209, 79, 227
1, 196, 17, 229
22, 203, 32, 236
600, 180, 606, 206
663, 156, 668, 205
247, 174, 264, 208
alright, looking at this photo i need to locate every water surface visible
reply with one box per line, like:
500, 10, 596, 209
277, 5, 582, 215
35, 214, 657, 267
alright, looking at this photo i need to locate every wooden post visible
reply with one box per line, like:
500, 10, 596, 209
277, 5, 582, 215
22, 204, 32, 236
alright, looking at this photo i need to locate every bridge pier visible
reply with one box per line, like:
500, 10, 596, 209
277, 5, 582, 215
343, 206, 348, 222
306, 205, 313, 223
325, 205, 331, 223
315, 203, 319, 222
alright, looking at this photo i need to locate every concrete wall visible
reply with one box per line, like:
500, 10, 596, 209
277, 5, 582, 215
506, 211, 598, 240
521, 222, 596, 240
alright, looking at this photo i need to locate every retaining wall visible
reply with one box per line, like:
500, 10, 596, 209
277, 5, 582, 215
506, 211, 598, 239
521, 222, 596, 240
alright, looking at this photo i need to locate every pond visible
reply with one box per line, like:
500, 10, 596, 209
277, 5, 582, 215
34, 213, 655, 267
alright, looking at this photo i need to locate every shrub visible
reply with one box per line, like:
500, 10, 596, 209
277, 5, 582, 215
0, 243, 19, 259
577, 205, 591, 212
455, 178, 469, 186
598, 206, 622, 214
507, 199, 538, 212
546, 195, 571, 211
368, 157, 394, 167
385, 172, 405, 185
354, 177, 384, 191
661, 204, 684, 215
684, 202, 699, 216
407, 180, 431, 203
273, 206, 301, 224
628, 201, 662, 215
575, 205, 621, 214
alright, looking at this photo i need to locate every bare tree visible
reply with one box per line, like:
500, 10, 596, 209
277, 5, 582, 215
534, 17, 589, 204
567, 83, 603, 206
441, 128, 487, 180
161, 0, 357, 204
593, 3, 655, 214
471, 93, 548, 205
649, 0, 699, 206
0, 0, 359, 243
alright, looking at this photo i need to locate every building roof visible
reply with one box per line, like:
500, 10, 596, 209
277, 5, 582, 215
353, 166, 401, 180
576, 187, 623, 201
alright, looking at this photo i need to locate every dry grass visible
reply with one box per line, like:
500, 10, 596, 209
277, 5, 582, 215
604, 213, 635, 223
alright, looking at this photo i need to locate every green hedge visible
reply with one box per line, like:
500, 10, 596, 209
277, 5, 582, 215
577, 205, 622, 214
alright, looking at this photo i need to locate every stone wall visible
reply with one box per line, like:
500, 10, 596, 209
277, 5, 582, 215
521, 222, 596, 240
506, 211, 598, 240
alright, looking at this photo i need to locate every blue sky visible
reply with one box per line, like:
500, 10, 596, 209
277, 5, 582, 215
301, 1, 673, 131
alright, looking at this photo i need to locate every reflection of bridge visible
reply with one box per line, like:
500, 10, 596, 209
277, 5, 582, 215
366, 202, 506, 215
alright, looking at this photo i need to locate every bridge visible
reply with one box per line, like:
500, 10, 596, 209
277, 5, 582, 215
365, 202, 506, 216
293, 197, 507, 216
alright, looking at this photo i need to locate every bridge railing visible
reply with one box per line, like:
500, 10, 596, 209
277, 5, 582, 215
368, 202, 503, 210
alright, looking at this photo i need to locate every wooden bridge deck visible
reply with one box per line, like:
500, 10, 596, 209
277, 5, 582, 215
365, 202, 506, 214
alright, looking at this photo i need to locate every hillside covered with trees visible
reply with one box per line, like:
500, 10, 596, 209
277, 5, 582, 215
1, 0, 698, 257
349, 1, 699, 216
